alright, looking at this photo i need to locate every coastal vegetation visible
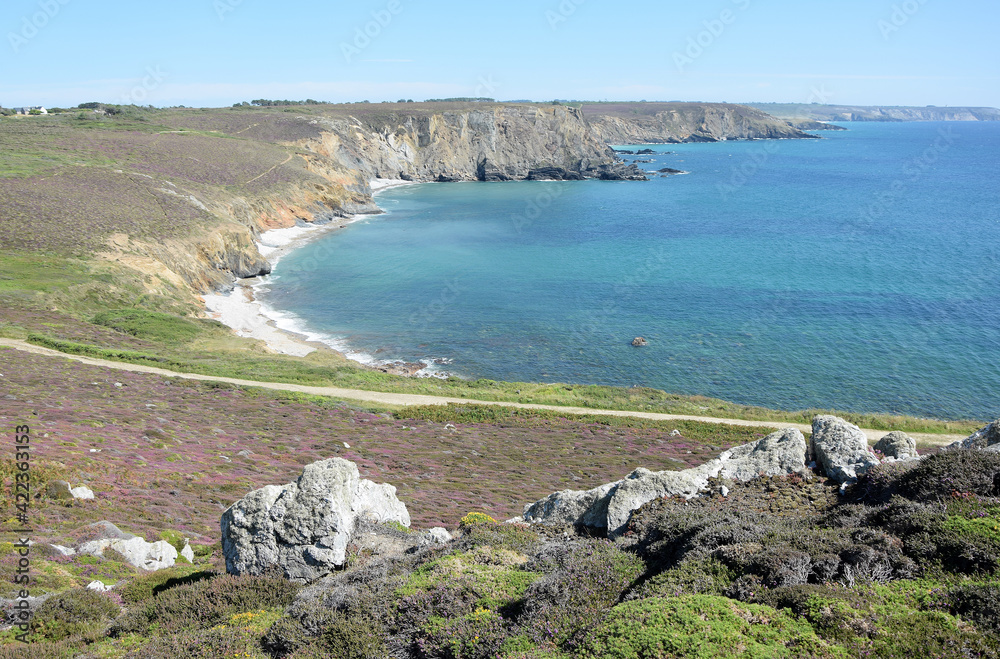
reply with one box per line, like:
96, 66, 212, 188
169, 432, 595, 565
1, 102, 996, 656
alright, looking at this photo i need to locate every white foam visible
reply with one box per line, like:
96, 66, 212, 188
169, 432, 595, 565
207, 178, 454, 375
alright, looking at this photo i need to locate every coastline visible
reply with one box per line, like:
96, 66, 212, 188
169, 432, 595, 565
203, 179, 430, 374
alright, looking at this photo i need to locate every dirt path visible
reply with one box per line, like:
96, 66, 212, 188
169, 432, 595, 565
0, 338, 965, 446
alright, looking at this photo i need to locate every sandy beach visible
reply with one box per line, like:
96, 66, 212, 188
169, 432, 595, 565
203, 179, 417, 361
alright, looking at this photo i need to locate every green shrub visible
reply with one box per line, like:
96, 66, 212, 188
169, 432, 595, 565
110, 573, 299, 635
91, 308, 203, 343
460, 520, 541, 554
31, 588, 120, 642
950, 583, 1000, 634
578, 595, 844, 659
896, 451, 1000, 502
117, 566, 212, 604
630, 558, 736, 599
518, 540, 645, 651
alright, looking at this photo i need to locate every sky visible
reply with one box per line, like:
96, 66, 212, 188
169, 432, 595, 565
1, 0, 998, 109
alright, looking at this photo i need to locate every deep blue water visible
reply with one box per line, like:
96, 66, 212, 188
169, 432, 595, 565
260, 122, 1000, 421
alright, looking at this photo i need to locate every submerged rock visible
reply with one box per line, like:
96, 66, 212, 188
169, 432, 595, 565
221, 458, 410, 583
631, 337, 648, 347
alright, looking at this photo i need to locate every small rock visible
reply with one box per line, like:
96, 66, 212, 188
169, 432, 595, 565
237, 450, 253, 457
343, 442, 351, 448
721, 486, 730, 497
114, 383, 123, 388
425, 528, 452, 544
945, 419, 1000, 451
670, 429, 682, 437
70, 486, 95, 500
631, 337, 648, 347
873, 431, 918, 460
86, 581, 113, 592
181, 543, 195, 563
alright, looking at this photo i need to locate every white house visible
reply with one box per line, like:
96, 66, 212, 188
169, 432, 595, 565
14, 106, 48, 115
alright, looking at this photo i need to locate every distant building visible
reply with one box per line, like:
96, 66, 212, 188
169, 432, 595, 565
14, 106, 48, 115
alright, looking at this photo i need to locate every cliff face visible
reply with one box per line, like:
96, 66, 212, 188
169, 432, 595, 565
748, 103, 1000, 123
298, 104, 642, 185
582, 103, 816, 144
83, 102, 809, 297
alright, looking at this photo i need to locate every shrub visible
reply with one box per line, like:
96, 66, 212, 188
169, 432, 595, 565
460, 521, 540, 554
415, 608, 508, 659
950, 583, 1000, 634
577, 595, 843, 659
30, 588, 120, 642
110, 573, 299, 635
869, 499, 999, 575
895, 451, 1000, 502
461, 512, 499, 528
629, 558, 735, 599
517, 540, 645, 651
117, 566, 213, 604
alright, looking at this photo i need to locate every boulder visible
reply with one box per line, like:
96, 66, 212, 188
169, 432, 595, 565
426, 527, 452, 544
221, 458, 410, 583
632, 337, 648, 347
717, 429, 808, 481
605, 462, 722, 536
523, 427, 812, 536
87, 581, 114, 592
811, 416, 879, 484
70, 486, 95, 500
946, 419, 1000, 451
523, 481, 618, 528
46, 480, 73, 500
873, 431, 918, 460
77, 537, 177, 571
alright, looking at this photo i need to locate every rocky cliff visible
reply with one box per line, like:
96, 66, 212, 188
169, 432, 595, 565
70, 102, 812, 297
749, 103, 1000, 123
297, 104, 644, 186
581, 102, 816, 144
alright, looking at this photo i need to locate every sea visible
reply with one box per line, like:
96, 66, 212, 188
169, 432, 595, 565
256, 122, 1000, 422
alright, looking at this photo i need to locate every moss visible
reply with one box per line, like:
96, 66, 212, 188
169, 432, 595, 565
578, 595, 846, 659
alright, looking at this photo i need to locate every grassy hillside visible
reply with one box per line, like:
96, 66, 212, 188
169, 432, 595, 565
0, 107, 984, 433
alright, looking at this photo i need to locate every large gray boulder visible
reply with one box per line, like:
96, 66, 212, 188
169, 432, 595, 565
945, 419, 1000, 451
811, 416, 879, 484
873, 431, 918, 460
522, 482, 618, 528
605, 462, 722, 536
221, 458, 410, 583
717, 429, 808, 481
523, 428, 810, 537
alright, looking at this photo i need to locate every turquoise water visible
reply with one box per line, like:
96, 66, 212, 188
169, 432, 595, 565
261, 122, 1000, 421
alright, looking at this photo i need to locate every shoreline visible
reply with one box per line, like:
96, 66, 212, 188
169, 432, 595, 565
203, 179, 437, 375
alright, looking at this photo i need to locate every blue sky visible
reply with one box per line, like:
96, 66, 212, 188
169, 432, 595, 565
1, 0, 998, 108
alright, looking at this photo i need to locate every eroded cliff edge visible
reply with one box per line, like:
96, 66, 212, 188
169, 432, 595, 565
25, 102, 815, 300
